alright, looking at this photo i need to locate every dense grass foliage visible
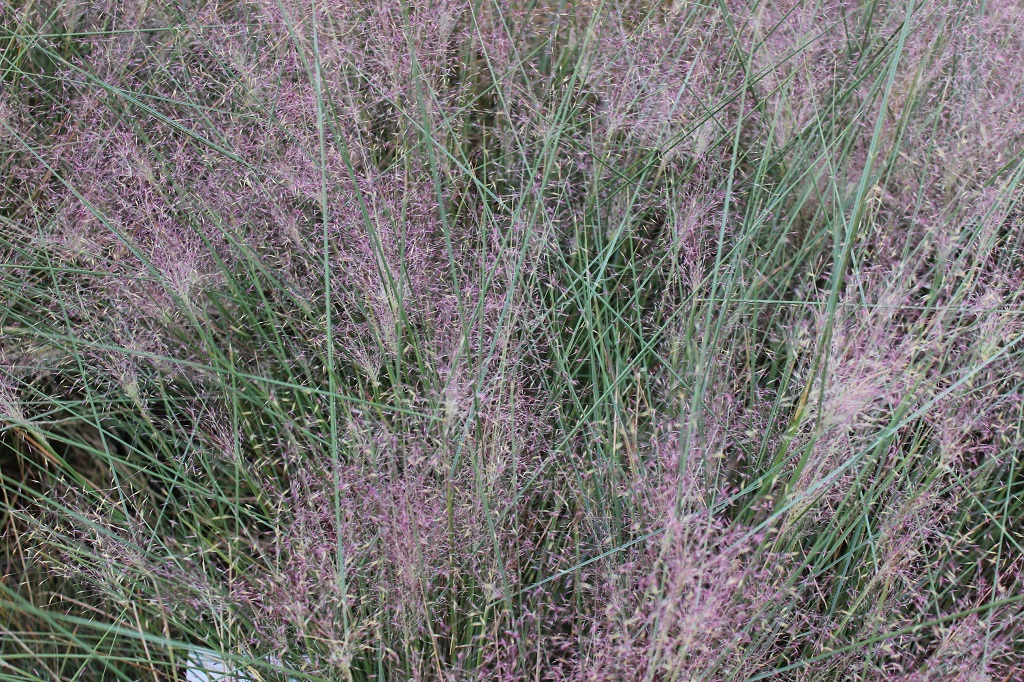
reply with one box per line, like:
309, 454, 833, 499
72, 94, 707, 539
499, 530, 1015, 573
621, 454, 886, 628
2, 0, 1023, 679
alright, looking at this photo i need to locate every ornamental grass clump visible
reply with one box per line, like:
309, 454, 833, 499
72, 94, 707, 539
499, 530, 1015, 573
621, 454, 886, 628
1, 0, 1023, 679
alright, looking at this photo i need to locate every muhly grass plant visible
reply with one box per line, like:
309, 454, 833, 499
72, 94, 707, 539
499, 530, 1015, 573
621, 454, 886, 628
1, 0, 1023, 679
